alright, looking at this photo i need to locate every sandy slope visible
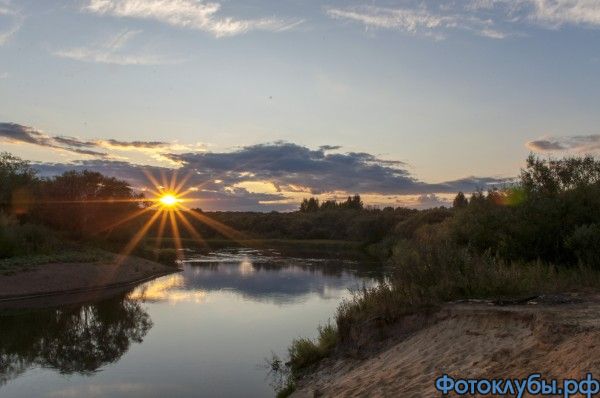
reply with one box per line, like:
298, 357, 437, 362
0, 256, 175, 300
292, 296, 600, 397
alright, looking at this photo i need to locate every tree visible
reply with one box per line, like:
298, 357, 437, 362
452, 192, 468, 208
299, 197, 320, 212
35, 170, 144, 238
0, 152, 38, 215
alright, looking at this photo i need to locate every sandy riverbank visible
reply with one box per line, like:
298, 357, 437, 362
0, 256, 177, 304
292, 294, 600, 397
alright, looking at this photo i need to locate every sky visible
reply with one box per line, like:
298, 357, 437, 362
1, 0, 600, 210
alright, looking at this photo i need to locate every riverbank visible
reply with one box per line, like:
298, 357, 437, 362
0, 254, 177, 303
291, 294, 600, 397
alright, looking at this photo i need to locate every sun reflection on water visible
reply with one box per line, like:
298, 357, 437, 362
128, 274, 207, 304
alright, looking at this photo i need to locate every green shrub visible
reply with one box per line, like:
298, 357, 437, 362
287, 323, 337, 374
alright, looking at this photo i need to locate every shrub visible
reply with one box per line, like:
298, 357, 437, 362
287, 323, 337, 374
566, 224, 600, 268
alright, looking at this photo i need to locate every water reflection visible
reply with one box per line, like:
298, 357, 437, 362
0, 295, 151, 386
0, 248, 382, 398
130, 249, 381, 305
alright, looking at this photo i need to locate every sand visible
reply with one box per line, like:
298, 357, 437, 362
0, 256, 176, 302
292, 295, 600, 397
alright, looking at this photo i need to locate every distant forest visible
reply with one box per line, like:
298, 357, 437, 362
3, 152, 600, 268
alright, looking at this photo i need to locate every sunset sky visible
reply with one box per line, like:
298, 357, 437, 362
2, 0, 600, 210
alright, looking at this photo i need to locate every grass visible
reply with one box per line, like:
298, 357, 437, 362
288, 323, 338, 374
0, 215, 178, 273
336, 239, 600, 345
276, 238, 600, 396
270, 323, 337, 397
0, 248, 113, 274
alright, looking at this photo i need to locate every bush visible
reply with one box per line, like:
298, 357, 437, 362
0, 214, 55, 258
566, 224, 600, 268
287, 323, 337, 374
336, 236, 600, 346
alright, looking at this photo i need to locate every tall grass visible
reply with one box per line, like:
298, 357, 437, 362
276, 236, 600, 397
337, 238, 600, 344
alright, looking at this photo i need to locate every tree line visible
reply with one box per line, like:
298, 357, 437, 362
3, 150, 600, 268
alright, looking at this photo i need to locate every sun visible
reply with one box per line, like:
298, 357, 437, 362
159, 194, 179, 207
109, 169, 246, 266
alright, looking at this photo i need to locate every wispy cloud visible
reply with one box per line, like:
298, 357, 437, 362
0, 72, 8, 79
325, 4, 507, 40
53, 30, 180, 65
326, 0, 600, 40
476, 0, 600, 28
0, 1, 22, 45
84, 0, 302, 38
526, 134, 600, 153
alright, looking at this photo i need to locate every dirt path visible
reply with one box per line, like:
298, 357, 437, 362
0, 256, 176, 301
292, 295, 600, 397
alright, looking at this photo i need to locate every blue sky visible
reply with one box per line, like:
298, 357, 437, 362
2, 0, 600, 210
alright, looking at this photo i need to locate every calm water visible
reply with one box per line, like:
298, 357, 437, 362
0, 248, 381, 398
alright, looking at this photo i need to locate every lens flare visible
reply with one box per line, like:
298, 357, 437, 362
159, 194, 179, 207
110, 169, 248, 266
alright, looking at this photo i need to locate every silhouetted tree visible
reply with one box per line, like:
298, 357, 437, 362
452, 192, 468, 208
300, 197, 320, 212
0, 152, 38, 215
35, 170, 144, 239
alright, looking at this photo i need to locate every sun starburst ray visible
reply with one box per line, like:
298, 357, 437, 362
168, 209, 183, 258
116, 210, 162, 264
175, 210, 208, 247
181, 206, 247, 242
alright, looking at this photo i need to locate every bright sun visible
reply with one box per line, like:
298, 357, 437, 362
159, 194, 179, 207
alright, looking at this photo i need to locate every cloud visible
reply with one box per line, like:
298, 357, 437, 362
53, 30, 180, 65
34, 159, 294, 211
526, 134, 600, 153
0, 123, 109, 157
511, 0, 600, 27
0, 122, 54, 146
0, 72, 8, 79
0, 2, 22, 45
84, 0, 302, 38
411, 193, 452, 209
4, 121, 510, 210
0, 122, 194, 159
326, 0, 600, 39
325, 3, 508, 40
319, 145, 342, 151
165, 142, 508, 196
34, 144, 509, 211
101, 139, 170, 149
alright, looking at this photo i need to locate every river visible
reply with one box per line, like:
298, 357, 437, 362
0, 248, 382, 397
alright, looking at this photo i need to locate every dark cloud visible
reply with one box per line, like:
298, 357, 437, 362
166, 142, 506, 195
104, 139, 169, 148
0, 123, 108, 157
0, 122, 53, 146
34, 160, 293, 212
319, 145, 341, 151
33, 141, 510, 211
53, 135, 97, 148
526, 135, 600, 153
0, 122, 178, 158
